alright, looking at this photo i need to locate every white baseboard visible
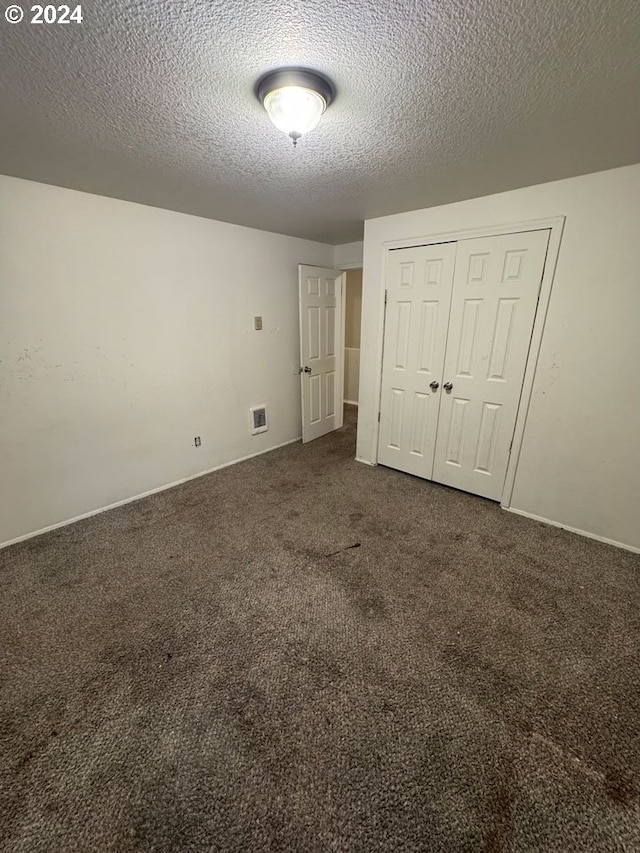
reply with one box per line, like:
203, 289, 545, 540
343, 400, 359, 406
1, 436, 302, 550
355, 457, 376, 467
503, 507, 640, 554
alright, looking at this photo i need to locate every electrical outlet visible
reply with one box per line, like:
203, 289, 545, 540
254, 316, 263, 331
194, 436, 201, 447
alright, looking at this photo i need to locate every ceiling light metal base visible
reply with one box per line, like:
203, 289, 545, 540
256, 68, 335, 108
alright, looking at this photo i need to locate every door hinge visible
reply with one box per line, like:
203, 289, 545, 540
384, 289, 388, 304
378, 411, 381, 422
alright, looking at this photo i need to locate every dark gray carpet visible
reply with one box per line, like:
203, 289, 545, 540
1, 405, 639, 852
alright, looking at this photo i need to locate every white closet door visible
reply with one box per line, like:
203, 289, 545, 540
433, 230, 549, 500
378, 243, 457, 478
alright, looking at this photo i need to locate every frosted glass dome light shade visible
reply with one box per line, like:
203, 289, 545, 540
257, 68, 334, 146
263, 87, 326, 140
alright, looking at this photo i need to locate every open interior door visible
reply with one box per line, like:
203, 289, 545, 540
299, 264, 344, 443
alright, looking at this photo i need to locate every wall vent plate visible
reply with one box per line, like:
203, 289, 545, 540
249, 405, 268, 435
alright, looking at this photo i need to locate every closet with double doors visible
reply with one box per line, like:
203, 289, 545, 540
377, 229, 550, 501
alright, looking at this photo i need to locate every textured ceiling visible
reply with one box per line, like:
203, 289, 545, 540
1, 0, 639, 243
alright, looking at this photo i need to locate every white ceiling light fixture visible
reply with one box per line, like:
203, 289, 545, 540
257, 68, 334, 147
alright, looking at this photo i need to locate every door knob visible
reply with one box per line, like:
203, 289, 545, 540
429, 381, 439, 391
304, 366, 312, 374
443, 382, 453, 393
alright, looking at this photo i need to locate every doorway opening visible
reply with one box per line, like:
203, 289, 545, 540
343, 267, 362, 409
297, 264, 362, 446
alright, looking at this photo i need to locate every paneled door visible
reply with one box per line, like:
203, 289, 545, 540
377, 243, 457, 478
299, 265, 344, 443
432, 230, 549, 499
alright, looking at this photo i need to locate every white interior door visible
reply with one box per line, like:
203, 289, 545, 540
299, 265, 344, 443
377, 243, 457, 478
433, 229, 550, 499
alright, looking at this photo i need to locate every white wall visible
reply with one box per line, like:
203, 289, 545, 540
358, 164, 640, 551
0, 176, 333, 545
334, 241, 363, 268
